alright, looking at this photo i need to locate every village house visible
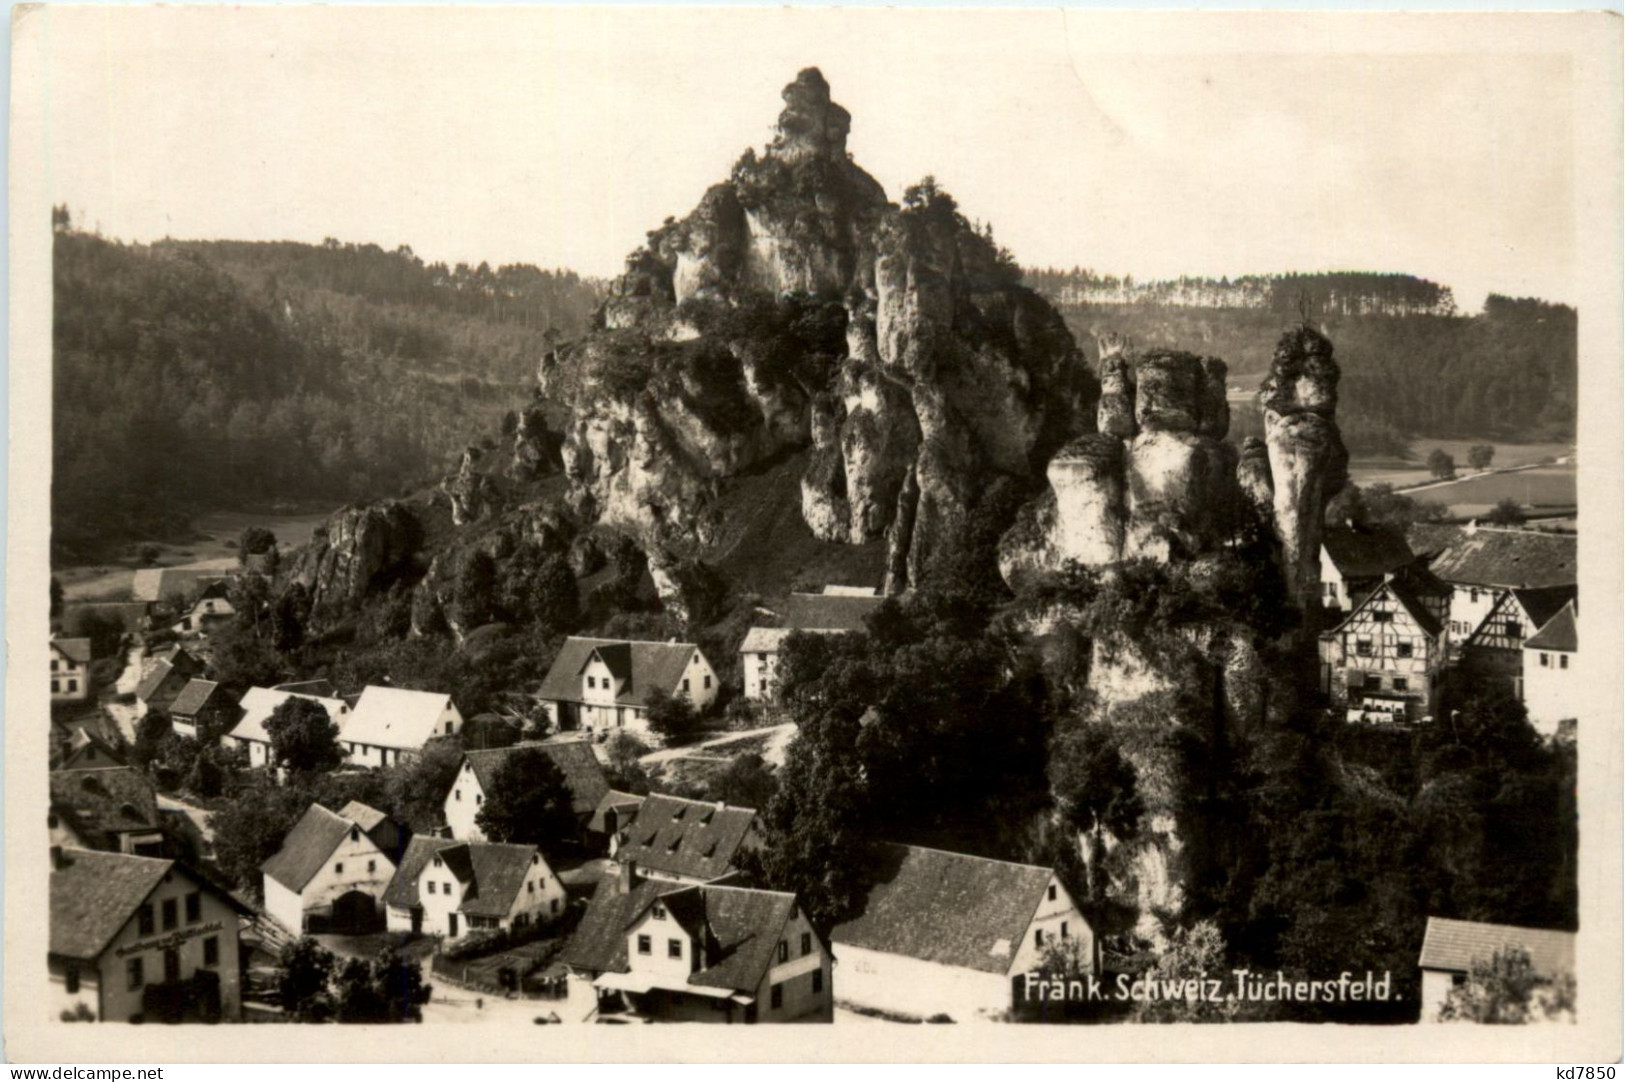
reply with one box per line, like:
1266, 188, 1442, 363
1320, 569, 1452, 723
53, 726, 126, 771
50, 637, 93, 703
169, 584, 236, 637
443, 742, 609, 842
225, 686, 352, 769
537, 637, 719, 742
340, 685, 464, 767
260, 801, 399, 935
560, 864, 831, 1023
1408, 524, 1578, 654
134, 648, 203, 718
1522, 600, 1579, 738
382, 837, 564, 941
1319, 523, 1415, 615
50, 847, 248, 1023
589, 790, 647, 851
167, 678, 233, 741
828, 843, 1092, 1022
131, 567, 230, 609
609, 793, 761, 884
1417, 916, 1575, 1021
1459, 585, 1578, 703
741, 587, 886, 701
49, 767, 167, 858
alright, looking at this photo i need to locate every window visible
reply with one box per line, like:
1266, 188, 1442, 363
1560, 655, 1570, 670
335, 862, 344, 875
127, 958, 144, 991
638, 935, 652, 956
668, 938, 683, 959
1061, 921, 1070, 938
801, 932, 812, 957
588, 676, 596, 689
350, 827, 359, 842
683, 679, 691, 694
1035, 929, 1045, 948
52, 659, 59, 671
367, 860, 376, 874
445, 721, 454, 734
428, 882, 436, 895
704, 675, 711, 690
134, 904, 151, 937
527, 881, 534, 894
771, 984, 783, 1010
164, 948, 181, 984
65, 966, 80, 994
760, 680, 768, 693
1372, 611, 1392, 624
1539, 653, 1550, 667
777, 940, 789, 963
1397, 642, 1413, 659
1047, 885, 1057, 901
1394, 678, 1410, 692
1505, 620, 1521, 638
1365, 674, 1384, 690
551, 898, 560, 914
1470, 589, 1480, 603
758, 652, 767, 663
455, 789, 462, 801
203, 936, 219, 968
652, 903, 667, 920
162, 898, 178, 931
185, 891, 201, 924
1355, 638, 1372, 657
68, 680, 78, 693
445, 882, 451, 895
812, 968, 823, 994
51, 680, 59, 693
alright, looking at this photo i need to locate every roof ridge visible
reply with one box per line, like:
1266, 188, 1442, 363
882, 840, 1054, 874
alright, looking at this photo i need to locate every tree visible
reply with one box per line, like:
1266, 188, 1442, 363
130, 712, 174, 772
1427, 449, 1457, 480
333, 957, 386, 1023
1355, 483, 1448, 529
1438, 947, 1574, 1023
211, 783, 314, 894
1486, 498, 1527, 526
1468, 444, 1496, 471
277, 938, 337, 1022
455, 550, 499, 629
643, 687, 702, 745
603, 731, 653, 794
1049, 723, 1143, 839
50, 576, 63, 622
1134, 921, 1240, 1023
384, 738, 465, 833
273, 583, 312, 652
474, 746, 576, 846
707, 752, 777, 811
266, 697, 345, 775
65, 608, 125, 660
239, 526, 277, 562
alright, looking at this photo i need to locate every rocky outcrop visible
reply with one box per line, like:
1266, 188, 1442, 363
444, 446, 500, 526
509, 407, 555, 482
546, 69, 1091, 582
290, 502, 423, 615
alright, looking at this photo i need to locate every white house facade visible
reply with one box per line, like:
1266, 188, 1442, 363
1522, 600, 1578, 738
341, 685, 463, 767
227, 687, 352, 769
537, 638, 718, 742
394, 841, 565, 941
50, 638, 93, 703
260, 803, 396, 934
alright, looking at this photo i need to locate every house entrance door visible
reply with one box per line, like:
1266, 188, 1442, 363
449, 913, 459, 938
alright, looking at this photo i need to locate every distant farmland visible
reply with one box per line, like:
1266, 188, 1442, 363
1412, 464, 1577, 515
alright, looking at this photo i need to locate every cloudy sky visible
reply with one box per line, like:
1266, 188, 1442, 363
21, 7, 1589, 310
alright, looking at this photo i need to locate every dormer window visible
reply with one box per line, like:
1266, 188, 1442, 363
350, 827, 360, 842
652, 903, 667, 920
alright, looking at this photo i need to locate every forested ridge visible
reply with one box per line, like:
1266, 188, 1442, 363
51, 227, 602, 557
1027, 269, 1577, 455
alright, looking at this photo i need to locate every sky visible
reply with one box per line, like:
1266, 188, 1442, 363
23, 7, 1583, 311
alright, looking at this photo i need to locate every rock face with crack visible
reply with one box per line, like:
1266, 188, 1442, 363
289, 501, 423, 616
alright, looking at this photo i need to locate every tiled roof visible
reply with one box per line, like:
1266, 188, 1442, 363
52, 638, 93, 664
342, 686, 456, 752
49, 767, 161, 849
613, 794, 757, 882
1407, 525, 1577, 589
1322, 523, 1414, 579
1418, 917, 1575, 977
337, 800, 388, 834
169, 678, 224, 718
1526, 601, 1578, 652
739, 627, 793, 654
830, 843, 1056, 976
50, 849, 173, 960
274, 680, 338, 697
228, 687, 350, 745
55, 728, 125, 771
462, 743, 610, 817
260, 802, 350, 893
383, 836, 460, 910
1512, 586, 1579, 632
537, 637, 701, 708
782, 592, 885, 631
135, 659, 178, 703
1333, 578, 1445, 640
589, 790, 646, 835
131, 568, 229, 603
560, 873, 687, 973
458, 842, 545, 918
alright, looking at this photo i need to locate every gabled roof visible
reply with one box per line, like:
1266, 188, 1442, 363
274, 679, 338, 698
537, 637, 701, 708
1525, 601, 1578, 652
51, 849, 173, 960
52, 638, 93, 664
337, 800, 389, 834
782, 592, 885, 631
458, 842, 545, 918
1322, 523, 1414, 579
461, 742, 610, 817
55, 727, 125, 771
1465, 585, 1579, 651
260, 803, 354, 893
228, 687, 350, 745
49, 767, 161, 849
1332, 578, 1444, 639
613, 794, 757, 882
1407, 525, 1577, 589
1418, 917, 1575, 977
1511, 586, 1578, 632
830, 843, 1058, 976
135, 659, 181, 703
169, 678, 225, 718
383, 836, 460, 910
589, 790, 646, 835
342, 685, 456, 752
131, 567, 229, 603
739, 627, 793, 654
561, 874, 798, 996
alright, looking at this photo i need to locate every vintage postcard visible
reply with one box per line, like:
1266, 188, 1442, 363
6, 5, 1621, 1064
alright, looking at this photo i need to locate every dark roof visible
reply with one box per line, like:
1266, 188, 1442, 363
462, 742, 610, 817
830, 843, 1056, 975
135, 659, 180, 703
52, 638, 93, 664
458, 843, 544, 918
1322, 523, 1414, 579
537, 637, 701, 708
55, 728, 125, 771
1512, 586, 1578, 631
383, 836, 459, 910
169, 678, 225, 718
50, 849, 172, 960
49, 767, 161, 849
560, 874, 796, 995
1335, 578, 1445, 639
131, 567, 229, 603
613, 794, 757, 882
782, 592, 885, 631
589, 790, 646, 834
260, 803, 352, 893
1407, 525, 1577, 589
1526, 601, 1578, 652
273, 679, 338, 698
1418, 917, 1575, 977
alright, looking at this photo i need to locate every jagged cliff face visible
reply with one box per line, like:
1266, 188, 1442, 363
551, 68, 1092, 591
288, 502, 423, 615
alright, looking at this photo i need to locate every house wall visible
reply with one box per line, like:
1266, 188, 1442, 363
1326, 590, 1441, 721
506, 853, 567, 929
1523, 646, 1576, 737
91, 870, 242, 1022
1318, 549, 1350, 614
50, 651, 90, 702
1446, 583, 1502, 651
1420, 967, 1459, 1021
678, 650, 720, 710
264, 874, 305, 935
385, 904, 419, 936
625, 906, 702, 983
49, 954, 102, 1022
742, 649, 779, 701
754, 908, 832, 1022
445, 761, 487, 840
1006, 877, 1093, 977
287, 828, 395, 929
234, 737, 273, 770
416, 859, 467, 939
832, 942, 1010, 1021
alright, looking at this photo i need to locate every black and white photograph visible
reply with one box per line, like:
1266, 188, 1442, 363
7, 5, 1621, 1064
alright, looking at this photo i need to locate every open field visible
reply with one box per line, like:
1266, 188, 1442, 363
1412, 464, 1577, 518
1348, 440, 1571, 489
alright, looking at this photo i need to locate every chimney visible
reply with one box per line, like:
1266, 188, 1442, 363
617, 859, 639, 895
